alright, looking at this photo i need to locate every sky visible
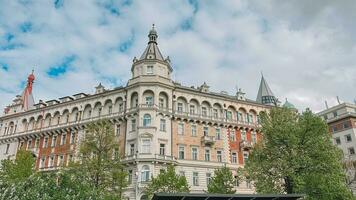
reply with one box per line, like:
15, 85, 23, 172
1, 0, 356, 112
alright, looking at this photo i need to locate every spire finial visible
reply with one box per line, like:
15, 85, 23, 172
148, 24, 158, 44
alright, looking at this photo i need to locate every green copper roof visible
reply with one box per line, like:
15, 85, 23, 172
283, 98, 296, 109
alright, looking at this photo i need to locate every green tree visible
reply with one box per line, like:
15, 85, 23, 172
0, 150, 35, 185
75, 119, 128, 199
207, 166, 237, 194
245, 107, 354, 200
145, 165, 190, 199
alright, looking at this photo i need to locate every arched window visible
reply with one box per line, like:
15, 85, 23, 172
141, 165, 150, 182
143, 114, 151, 127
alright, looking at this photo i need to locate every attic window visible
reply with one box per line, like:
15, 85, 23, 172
147, 66, 153, 74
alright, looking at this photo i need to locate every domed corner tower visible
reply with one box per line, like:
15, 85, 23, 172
128, 24, 173, 86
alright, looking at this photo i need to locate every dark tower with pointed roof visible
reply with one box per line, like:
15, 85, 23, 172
256, 74, 278, 106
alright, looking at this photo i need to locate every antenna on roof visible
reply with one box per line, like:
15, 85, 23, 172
325, 100, 329, 109
336, 96, 341, 104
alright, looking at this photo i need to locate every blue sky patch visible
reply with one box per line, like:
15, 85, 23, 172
0, 63, 9, 71
118, 32, 135, 52
47, 55, 76, 77
188, 0, 199, 14
181, 17, 193, 31
5, 33, 14, 42
54, 0, 64, 9
20, 22, 32, 33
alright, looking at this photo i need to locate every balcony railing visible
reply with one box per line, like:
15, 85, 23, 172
201, 135, 216, 146
240, 140, 253, 150
122, 153, 176, 162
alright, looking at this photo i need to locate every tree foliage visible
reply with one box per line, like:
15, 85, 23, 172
207, 166, 237, 194
0, 119, 128, 200
245, 107, 354, 200
0, 150, 35, 186
73, 119, 128, 199
145, 165, 190, 199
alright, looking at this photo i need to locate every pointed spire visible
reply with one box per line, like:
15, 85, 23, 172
139, 24, 164, 61
256, 74, 277, 106
22, 70, 36, 111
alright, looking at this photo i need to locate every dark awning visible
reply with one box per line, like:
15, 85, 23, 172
152, 193, 305, 200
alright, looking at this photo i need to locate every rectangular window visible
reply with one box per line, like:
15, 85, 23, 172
159, 98, 164, 108
178, 146, 185, 159
49, 156, 54, 168
179, 171, 185, 176
333, 111, 337, 117
345, 134, 352, 142
243, 152, 249, 162
5, 144, 10, 154
205, 149, 210, 161
27, 139, 32, 150
332, 126, 337, 132
241, 131, 247, 141
237, 112, 243, 121
349, 147, 355, 155
177, 103, 183, 113
192, 147, 198, 160
191, 124, 197, 136
335, 137, 341, 145
40, 157, 45, 168
68, 154, 73, 165
59, 155, 64, 166
251, 132, 257, 144
217, 150, 222, 162
145, 96, 153, 106
160, 144, 165, 155
147, 66, 153, 74
51, 136, 57, 147
70, 132, 76, 144
178, 123, 184, 135
119, 103, 124, 112
131, 119, 136, 131
128, 170, 133, 184
43, 137, 49, 148
130, 144, 135, 155
108, 106, 113, 114
114, 148, 119, 159
190, 105, 195, 115
343, 122, 350, 129
232, 152, 237, 163
35, 138, 40, 149
213, 109, 218, 118
203, 127, 209, 136
202, 107, 207, 117
226, 111, 232, 120
160, 119, 166, 131
215, 128, 221, 140
116, 124, 121, 136
206, 173, 212, 186
60, 134, 66, 145
193, 172, 199, 186
142, 139, 151, 153
230, 132, 236, 142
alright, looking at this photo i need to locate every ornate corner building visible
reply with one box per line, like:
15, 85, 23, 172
0, 26, 278, 200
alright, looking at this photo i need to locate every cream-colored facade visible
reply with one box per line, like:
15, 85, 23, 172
0, 27, 275, 200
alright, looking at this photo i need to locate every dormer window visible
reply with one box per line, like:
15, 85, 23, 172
147, 66, 153, 74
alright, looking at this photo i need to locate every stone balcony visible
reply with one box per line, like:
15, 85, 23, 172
240, 140, 253, 150
201, 135, 216, 146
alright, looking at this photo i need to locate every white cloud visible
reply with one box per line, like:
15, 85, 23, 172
0, 0, 356, 113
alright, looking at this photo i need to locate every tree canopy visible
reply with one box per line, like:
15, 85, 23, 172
145, 165, 190, 199
207, 166, 238, 194
245, 107, 354, 200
